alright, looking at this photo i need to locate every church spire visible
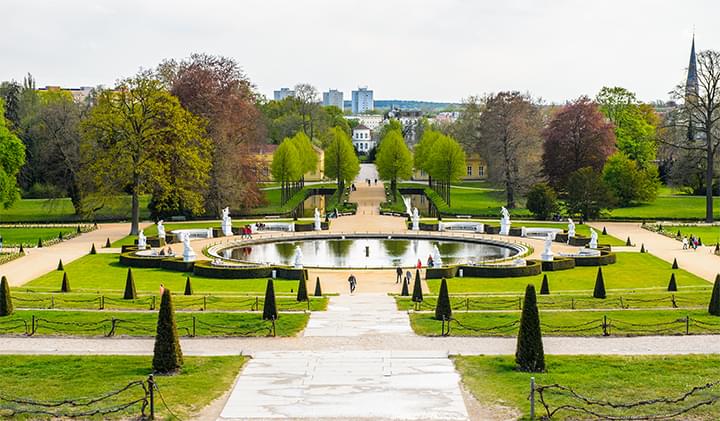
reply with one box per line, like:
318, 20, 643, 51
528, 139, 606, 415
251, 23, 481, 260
686, 34, 699, 98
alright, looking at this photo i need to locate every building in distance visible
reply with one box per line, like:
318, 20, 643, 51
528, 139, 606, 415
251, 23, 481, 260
36, 85, 94, 103
351, 124, 375, 154
351, 87, 374, 114
322, 89, 344, 110
273, 87, 295, 101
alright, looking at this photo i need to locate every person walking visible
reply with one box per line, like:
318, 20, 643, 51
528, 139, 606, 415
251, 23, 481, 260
348, 274, 357, 294
396, 267, 403, 284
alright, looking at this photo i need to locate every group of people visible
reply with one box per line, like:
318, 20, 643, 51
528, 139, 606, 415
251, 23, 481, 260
682, 235, 701, 250
395, 267, 412, 286
240, 225, 253, 239
364, 178, 378, 186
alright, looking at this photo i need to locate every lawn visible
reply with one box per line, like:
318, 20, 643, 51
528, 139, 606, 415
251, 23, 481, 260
0, 310, 309, 337
0, 196, 151, 223
608, 193, 720, 220
454, 355, 720, 420
0, 354, 246, 419
0, 226, 82, 246
650, 224, 720, 245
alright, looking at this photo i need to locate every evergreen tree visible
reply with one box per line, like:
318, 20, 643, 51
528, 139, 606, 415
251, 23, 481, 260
515, 284, 545, 372
672, 258, 679, 269
314, 276, 322, 297
626, 237, 632, 246
640, 244, 646, 253
539, 274, 550, 295
0, 276, 12, 316
400, 277, 409, 296
58, 231, 64, 241
593, 267, 606, 299
90, 243, 97, 255
667, 273, 678, 292
18, 244, 24, 254
184, 276, 193, 296
263, 279, 278, 320
152, 288, 183, 373
60, 272, 71, 293
37, 238, 43, 248
296, 272, 308, 302
411, 269, 423, 303
602, 226, 608, 235
57, 259, 64, 271
709, 275, 720, 316
123, 268, 137, 300
435, 278, 452, 321
105, 238, 112, 248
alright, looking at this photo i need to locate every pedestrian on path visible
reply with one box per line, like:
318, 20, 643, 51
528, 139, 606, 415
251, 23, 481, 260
348, 274, 357, 293
682, 237, 688, 250
416, 259, 422, 269
396, 267, 402, 283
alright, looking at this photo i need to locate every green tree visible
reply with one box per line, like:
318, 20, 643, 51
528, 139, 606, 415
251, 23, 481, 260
411, 269, 423, 304
0, 99, 26, 208
263, 279, 278, 320
152, 288, 183, 373
288, 131, 318, 179
184, 276, 193, 296
515, 284, 545, 372
271, 139, 301, 204
0, 276, 12, 316
376, 129, 413, 201
414, 129, 442, 184
525, 183, 559, 220
324, 127, 360, 193
60, 272, 70, 293
314, 276, 322, 297
565, 167, 615, 220
428, 134, 466, 205
80, 71, 211, 235
593, 267, 607, 299
123, 268, 137, 300
296, 272, 308, 302
434, 278, 452, 321
602, 152, 660, 206
709, 275, 720, 316
378, 118, 403, 141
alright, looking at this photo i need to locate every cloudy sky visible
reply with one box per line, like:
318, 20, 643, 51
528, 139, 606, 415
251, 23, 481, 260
1, 0, 715, 103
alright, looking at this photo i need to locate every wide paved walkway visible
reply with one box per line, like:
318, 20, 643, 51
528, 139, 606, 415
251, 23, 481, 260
304, 294, 412, 337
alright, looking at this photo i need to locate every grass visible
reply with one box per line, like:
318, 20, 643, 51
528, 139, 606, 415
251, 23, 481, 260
0, 196, 151, 223
608, 193, 720, 220
249, 183, 336, 215
454, 355, 720, 420
0, 226, 81, 246
0, 310, 309, 337
651, 224, 720, 245
0, 354, 246, 419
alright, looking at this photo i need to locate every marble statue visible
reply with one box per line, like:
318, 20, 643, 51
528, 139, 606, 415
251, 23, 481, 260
589, 227, 598, 249
500, 206, 511, 235
156, 220, 165, 240
567, 218, 576, 239
431, 244, 443, 267
137, 229, 147, 249
404, 196, 412, 216
314, 208, 321, 231
293, 245, 303, 268
207, 227, 213, 239
541, 232, 554, 261
221, 206, 233, 236
182, 232, 196, 262
412, 207, 420, 231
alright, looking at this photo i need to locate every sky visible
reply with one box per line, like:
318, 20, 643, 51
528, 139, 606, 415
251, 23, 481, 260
1, 0, 716, 104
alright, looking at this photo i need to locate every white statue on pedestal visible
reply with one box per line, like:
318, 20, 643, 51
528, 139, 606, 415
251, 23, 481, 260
589, 228, 598, 249
500, 206, 511, 235
431, 244, 443, 267
404, 196, 412, 216
182, 232, 196, 262
541, 233, 554, 261
156, 220, 165, 240
412, 207, 420, 231
567, 218, 576, 238
207, 228, 213, 239
314, 208, 321, 231
293, 245, 303, 268
137, 229, 147, 249
221, 206, 233, 236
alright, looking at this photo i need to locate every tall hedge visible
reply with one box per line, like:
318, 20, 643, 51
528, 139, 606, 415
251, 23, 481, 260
263, 279, 278, 320
314, 277, 322, 297
296, 272, 308, 302
60, 272, 71, 293
515, 284, 545, 372
152, 288, 183, 374
123, 268, 137, 300
0, 276, 12, 316
593, 267, 606, 299
411, 269, 423, 303
184, 276, 193, 296
709, 275, 720, 316
435, 278, 452, 321
667, 273, 678, 292
539, 274, 550, 295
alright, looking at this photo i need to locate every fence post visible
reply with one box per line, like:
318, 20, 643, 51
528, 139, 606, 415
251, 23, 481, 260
602, 315, 608, 336
685, 315, 690, 335
466, 298, 469, 312
51, 295, 54, 309
518, 296, 522, 310
108, 318, 116, 337
571, 298, 575, 310
203, 296, 207, 311
441, 317, 445, 336
192, 316, 196, 337
272, 317, 276, 337
255, 296, 259, 311
672, 294, 677, 308
100, 295, 104, 310
148, 374, 155, 420
151, 295, 156, 311
529, 376, 535, 420
31, 315, 36, 335
619, 296, 624, 309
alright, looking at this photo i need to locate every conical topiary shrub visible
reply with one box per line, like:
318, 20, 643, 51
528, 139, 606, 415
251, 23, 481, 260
296, 272, 308, 302
715, 243, 720, 254
18, 244, 24, 254
57, 259, 64, 271
76, 225, 81, 234
184, 276, 193, 296
640, 244, 646, 253
58, 231, 64, 241
0, 276, 12, 316
593, 267, 606, 299
263, 279, 278, 320
539, 274, 550, 295
626, 237, 632, 246
515, 284, 545, 372
123, 268, 137, 300
435, 278, 452, 321
412, 269, 423, 304
709, 275, 720, 316
672, 258, 679, 269
602, 226, 608, 235
105, 238, 111, 248
400, 275, 409, 296
60, 272, 71, 293
314, 277, 322, 297
698, 237, 703, 246
667, 273, 678, 292
37, 238, 43, 248
90, 243, 97, 255
152, 288, 183, 374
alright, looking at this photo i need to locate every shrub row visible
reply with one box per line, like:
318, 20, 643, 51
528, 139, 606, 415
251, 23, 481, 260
294, 222, 330, 232
541, 257, 576, 271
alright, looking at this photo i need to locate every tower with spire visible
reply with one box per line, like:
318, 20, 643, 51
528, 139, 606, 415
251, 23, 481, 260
686, 34, 699, 141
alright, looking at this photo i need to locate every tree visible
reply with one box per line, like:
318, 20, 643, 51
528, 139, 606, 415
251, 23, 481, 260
542, 97, 616, 189
668, 273, 678, 292
0, 276, 12, 316
539, 274, 550, 295
411, 269, 423, 304
271, 139, 301, 204
123, 268, 137, 300
184, 276, 193, 296
566, 167, 615, 220
428, 134, 466, 205
324, 127, 360, 194
0, 99, 26, 208
152, 288, 183, 373
314, 276, 322, 297
451, 96, 483, 153
593, 267, 607, 299
515, 284, 545, 372
159, 54, 266, 215
376, 129, 413, 201
288, 131, 318, 180
435, 278, 452, 321
296, 272, 308, 302
414, 129, 443, 184
378, 118, 403, 142
294, 84, 321, 140
602, 152, 660, 206
60, 272, 70, 293
709, 275, 720, 316
262, 279, 278, 320
526, 183, 559, 220
80, 71, 211, 235
477, 92, 543, 208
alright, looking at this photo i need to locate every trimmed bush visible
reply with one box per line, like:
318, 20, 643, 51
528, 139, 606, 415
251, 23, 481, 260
58, 231, 64, 241
37, 238, 43, 248
709, 275, 720, 316
184, 276, 193, 296
672, 258, 679, 270
90, 243, 97, 255
0, 276, 12, 316
314, 277, 322, 297
515, 284, 545, 372
263, 279, 278, 320
60, 272, 71, 293
76, 225, 81, 234
667, 273, 678, 292
539, 274, 550, 295
400, 276, 409, 296
105, 238, 112, 248
123, 268, 137, 300
412, 269, 423, 303
296, 272, 308, 302
715, 243, 720, 254
602, 226, 608, 235
434, 278, 451, 321
18, 244, 24, 254
625, 237, 632, 246
640, 244, 646, 253
57, 259, 64, 271
593, 267, 606, 299
152, 288, 183, 374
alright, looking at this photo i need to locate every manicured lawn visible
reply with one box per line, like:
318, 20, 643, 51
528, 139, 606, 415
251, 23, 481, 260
425, 253, 709, 294
410, 309, 720, 337
454, 355, 720, 420
0, 196, 151, 223
651, 224, 720, 245
608, 193, 720, 220
24, 253, 312, 295
0, 310, 309, 337
0, 226, 81, 246
0, 354, 246, 419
